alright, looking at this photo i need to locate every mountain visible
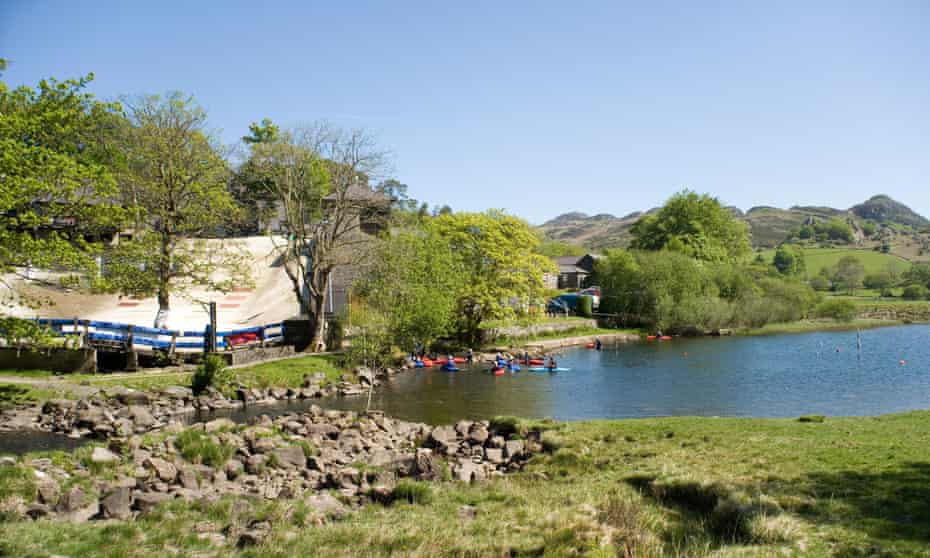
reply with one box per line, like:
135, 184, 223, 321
540, 195, 928, 250
850, 195, 930, 229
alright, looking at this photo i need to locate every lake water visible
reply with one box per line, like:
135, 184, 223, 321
322, 324, 930, 423
3, 324, 929, 453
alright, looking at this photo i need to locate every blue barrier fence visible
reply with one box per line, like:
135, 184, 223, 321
36, 318, 285, 353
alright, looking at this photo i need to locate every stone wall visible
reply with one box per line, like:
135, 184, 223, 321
219, 345, 296, 367
0, 347, 96, 373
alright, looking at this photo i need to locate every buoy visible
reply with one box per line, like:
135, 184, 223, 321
900, 360, 906, 366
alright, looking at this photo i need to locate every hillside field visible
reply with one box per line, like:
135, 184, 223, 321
758, 247, 912, 276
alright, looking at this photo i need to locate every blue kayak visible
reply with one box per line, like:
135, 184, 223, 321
528, 367, 570, 372
509, 364, 521, 372
442, 365, 460, 372
413, 361, 425, 368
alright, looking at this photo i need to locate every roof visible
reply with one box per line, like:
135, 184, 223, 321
558, 264, 589, 274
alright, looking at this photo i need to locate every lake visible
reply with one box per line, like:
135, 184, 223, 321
322, 324, 930, 423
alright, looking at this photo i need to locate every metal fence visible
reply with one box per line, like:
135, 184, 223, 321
36, 318, 284, 353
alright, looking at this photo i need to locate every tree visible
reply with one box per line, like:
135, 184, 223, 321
100, 92, 248, 326
772, 244, 806, 276
231, 118, 284, 233
902, 284, 928, 300
242, 118, 280, 145
0, 73, 122, 308
863, 272, 893, 297
430, 211, 555, 345
832, 256, 865, 295
630, 190, 751, 262
357, 227, 464, 351
242, 122, 389, 351
904, 263, 930, 289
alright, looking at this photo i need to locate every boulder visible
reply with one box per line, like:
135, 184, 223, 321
161, 386, 192, 399
178, 468, 199, 490
145, 457, 178, 483
504, 439, 525, 460
204, 418, 236, 433
429, 425, 456, 446
101, 487, 132, 520
484, 448, 504, 464
272, 446, 307, 470
128, 405, 156, 428
467, 424, 489, 445
414, 448, 444, 481
245, 454, 267, 474
117, 390, 150, 405
133, 491, 169, 514
36, 478, 60, 506
25, 503, 51, 519
91, 446, 120, 465
304, 492, 348, 520
225, 459, 244, 479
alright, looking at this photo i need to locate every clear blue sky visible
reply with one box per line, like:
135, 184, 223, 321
3, 0, 928, 223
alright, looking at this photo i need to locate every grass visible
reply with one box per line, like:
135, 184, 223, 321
174, 429, 236, 467
740, 318, 902, 336
0, 383, 72, 411
4, 412, 930, 556
0, 369, 55, 378
491, 326, 636, 348
758, 247, 912, 276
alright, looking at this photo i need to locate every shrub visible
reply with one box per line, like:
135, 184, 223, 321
902, 284, 929, 301
815, 299, 858, 322
0, 463, 36, 501
174, 429, 235, 467
489, 415, 520, 437
191, 355, 230, 395
577, 295, 593, 318
391, 480, 433, 504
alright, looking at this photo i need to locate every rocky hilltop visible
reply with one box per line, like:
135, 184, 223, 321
540, 194, 928, 250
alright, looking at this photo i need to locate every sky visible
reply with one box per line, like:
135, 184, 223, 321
2, 0, 929, 224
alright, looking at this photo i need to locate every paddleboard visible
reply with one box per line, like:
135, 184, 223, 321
528, 367, 570, 372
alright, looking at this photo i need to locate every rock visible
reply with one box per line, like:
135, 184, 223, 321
117, 390, 150, 405
336, 467, 362, 490
25, 502, 51, 519
204, 418, 236, 433
454, 420, 473, 436
429, 425, 456, 446
272, 446, 306, 470
304, 492, 347, 520
161, 386, 192, 399
101, 487, 132, 520
454, 459, 486, 483
225, 459, 244, 479
504, 439, 525, 460
145, 457, 178, 483
250, 437, 276, 454
467, 424, 489, 445
56, 487, 87, 513
488, 435, 506, 449
128, 405, 155, 428
307, 423, 339, 438
0, 456, 16, 467
458, 505, 478, 520
91, 446, 120, 465
484, 448, 504, 464
178, 468, 199, 490
133, 491, 169, 514
75, 407, 106, 429
36, 478, 60, 505
245, 454, 267, 474
414, 448, 443, 481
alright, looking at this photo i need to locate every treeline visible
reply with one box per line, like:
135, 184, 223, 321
595, 191, 834, 333
348, 212, 554, 364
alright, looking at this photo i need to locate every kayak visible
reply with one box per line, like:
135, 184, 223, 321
413, 360, 425, 368
529, 367, 570, 372
421, 359, 435, 366
435, 357, 467, 365
528, 358, 545, 366
491, 367, 506, 376
442, 365, 460, 372
660, 336, 673, 341
585, 342, 595, 348
509, 364, 521, 372
646, 335, 657, 340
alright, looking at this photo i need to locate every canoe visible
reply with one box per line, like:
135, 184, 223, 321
528, 367, 570, 372
492, 367, 506, 376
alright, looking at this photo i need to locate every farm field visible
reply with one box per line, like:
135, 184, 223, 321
758, 247, 912, 277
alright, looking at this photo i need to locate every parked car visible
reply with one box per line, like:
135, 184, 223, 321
579, 286, 600, 309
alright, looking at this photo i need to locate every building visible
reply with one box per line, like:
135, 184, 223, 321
552, 254, 599, 290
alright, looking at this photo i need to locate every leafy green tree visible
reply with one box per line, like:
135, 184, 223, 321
537, 239, 586, 257
816, 299, 858, 322
772, 244, 806, 276
904, 263, 930, 289
863, 272, 893, 297
357, 228, 464, 351
831, 256, 865, 295
242, 118, 280, 144
630, 190, 751, 263
430, 211, 554, 345
0, 73, 123, 308
100, 93, 248, 325
902, 284, 929, 300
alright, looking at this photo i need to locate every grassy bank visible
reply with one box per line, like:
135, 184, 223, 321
489, 326, 632, 348
3, 411, 930, 556
740, 318, 904, 336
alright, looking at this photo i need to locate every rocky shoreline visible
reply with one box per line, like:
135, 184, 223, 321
0, 402, 542, 545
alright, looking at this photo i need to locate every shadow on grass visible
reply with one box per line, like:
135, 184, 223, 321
801, 461, 930, 544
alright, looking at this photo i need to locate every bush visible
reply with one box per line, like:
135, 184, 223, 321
174, 429, 235, 467
391, 480, 433, 504
809, 276, 831, 291
191, 355, 230, 395
902, 284, 929, 301
815, 299, 858, 322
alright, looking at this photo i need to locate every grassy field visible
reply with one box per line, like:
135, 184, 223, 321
758, 247, 912, 276
740, 318, 902, 336
3, 412, 930, 556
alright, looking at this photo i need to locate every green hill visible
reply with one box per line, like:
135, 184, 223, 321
757, 247, 912, 276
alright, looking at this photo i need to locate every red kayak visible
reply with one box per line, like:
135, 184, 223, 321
435, 357, 467, 365
585, 342, 596, 348
421, 358, 435, 367
660, 336, 673, 341
528, 359, 545, 366
646, 335, 657, 340
492, 367, 505, 376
